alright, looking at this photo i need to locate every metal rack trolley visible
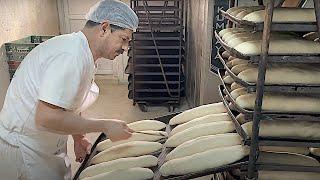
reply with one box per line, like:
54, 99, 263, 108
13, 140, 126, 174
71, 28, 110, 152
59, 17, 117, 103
215, 0, 320, 179
127, 0, 186, 112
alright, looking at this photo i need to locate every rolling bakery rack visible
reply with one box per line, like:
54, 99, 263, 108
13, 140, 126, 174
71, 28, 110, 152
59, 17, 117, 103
215, 0, 320, 179
126, 0, 186, 112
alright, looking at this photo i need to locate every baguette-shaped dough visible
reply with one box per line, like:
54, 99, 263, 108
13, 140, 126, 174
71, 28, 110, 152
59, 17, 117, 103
242, 120, 320, 140
166, 133, 242, 161
91, 141, 162, 164
222, 51, 231, 59
230, 88, 247, 100
218, 28, 248, 37
238, 64, 320, 85
231, 82, 243, 91
169, 102, 227, 125
258, 151, 320, 180
79, 155, 158, 179
128, 120, 166, 131
235, 39, 320, 56
310, 148, 320, 157
243, 8, 316, 23
96, 131, 167, 151
160, 145, 249, 177
258, 152, 320, 166
260, 146, 309, 155
235, 113, 246, 124
226, 58, 248, 68
82, 167, 154, 180
165, 121, 235, 147
236, 93, 320, 113
223, 75, 234, 84
231, 64, 256, 75
170, 113, 231, 136
259, 171, 320, 180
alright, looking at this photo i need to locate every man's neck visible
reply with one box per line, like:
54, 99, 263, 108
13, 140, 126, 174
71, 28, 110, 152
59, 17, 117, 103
81, 29, 100, 62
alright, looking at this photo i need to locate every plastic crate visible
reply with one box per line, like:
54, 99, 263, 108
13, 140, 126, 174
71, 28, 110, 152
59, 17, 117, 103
4, 35, 54, 80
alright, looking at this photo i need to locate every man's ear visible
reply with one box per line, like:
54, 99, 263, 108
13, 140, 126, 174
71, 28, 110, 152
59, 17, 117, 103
100, 21, 111, 36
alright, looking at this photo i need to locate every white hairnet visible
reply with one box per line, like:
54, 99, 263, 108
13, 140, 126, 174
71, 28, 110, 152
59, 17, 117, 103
85, 0, 139, 31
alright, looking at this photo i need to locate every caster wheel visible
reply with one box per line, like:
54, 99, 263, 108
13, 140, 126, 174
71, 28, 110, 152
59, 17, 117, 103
168, 105, 175, 112
138, 103, 148, 112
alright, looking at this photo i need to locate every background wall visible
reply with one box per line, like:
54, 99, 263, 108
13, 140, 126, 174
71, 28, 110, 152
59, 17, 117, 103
0, 0, 60, 109
185, 0, 221, 107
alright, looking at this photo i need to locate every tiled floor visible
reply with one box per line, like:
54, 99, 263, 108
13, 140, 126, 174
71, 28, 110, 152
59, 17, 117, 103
67, 75, 190, 176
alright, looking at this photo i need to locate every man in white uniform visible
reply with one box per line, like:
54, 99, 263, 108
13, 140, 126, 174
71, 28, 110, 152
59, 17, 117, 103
0, 0, 139, 179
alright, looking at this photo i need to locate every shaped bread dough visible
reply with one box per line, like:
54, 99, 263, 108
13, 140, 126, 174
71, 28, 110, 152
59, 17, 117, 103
91, 141, 162, 164
257, 151, 320, 180
82, 167, 154, 180
235, 113, 247, 124
79, 155, 157, 179
230, 88, 247, 100
243, 8, 316, 23
231, 64, 256, 75
160, 145, 249, 177
223, 75, 234, 84
260, 146, 309, 155
259, 171, 320, 180
96, 131, 167, 151
218, 28, 248, 37
235, 39, 320, 56
236, 93, 320, 113
169, 102, 226, 125
258, 151, 319, 166
242, 120, 320, 140
165, 133, 242, 161
238, 64, 320, 85
310, 148, 320, 157
165, 121, 235, 147
128, 120, 166, 131
231, 82, 243, 91
226, 58, 248, 68
170, 113, 231, 136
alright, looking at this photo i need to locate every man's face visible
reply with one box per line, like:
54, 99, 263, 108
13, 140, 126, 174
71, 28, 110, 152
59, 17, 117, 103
98, 22, 133, 60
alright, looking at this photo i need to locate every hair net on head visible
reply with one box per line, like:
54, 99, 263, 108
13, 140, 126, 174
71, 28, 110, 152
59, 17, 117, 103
85, 0, 139, 31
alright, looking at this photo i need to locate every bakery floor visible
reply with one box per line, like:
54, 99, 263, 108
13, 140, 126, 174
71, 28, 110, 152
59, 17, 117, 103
67, 75, 190, 176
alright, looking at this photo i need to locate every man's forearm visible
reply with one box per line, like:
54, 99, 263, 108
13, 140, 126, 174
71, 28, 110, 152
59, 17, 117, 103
35, 101, 110, 135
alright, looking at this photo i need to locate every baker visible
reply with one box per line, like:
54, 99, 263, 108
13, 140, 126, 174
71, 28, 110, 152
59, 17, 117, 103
0, 0, 138, 179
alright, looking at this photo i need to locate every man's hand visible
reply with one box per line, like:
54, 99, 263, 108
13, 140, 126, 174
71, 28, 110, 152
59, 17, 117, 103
73, 135, 92, 162
104, 119, 134, 142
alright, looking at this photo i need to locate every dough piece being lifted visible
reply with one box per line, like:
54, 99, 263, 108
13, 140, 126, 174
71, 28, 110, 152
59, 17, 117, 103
79, 155, 158, 179
169, 102, 226, 125
96, 131, 168, 151
128, 120, 166, 131
91, 141, 162, 164
82, 168, 154, 180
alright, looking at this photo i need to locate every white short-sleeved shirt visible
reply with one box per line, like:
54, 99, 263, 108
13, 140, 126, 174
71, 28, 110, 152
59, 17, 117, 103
0, 31, 95, 153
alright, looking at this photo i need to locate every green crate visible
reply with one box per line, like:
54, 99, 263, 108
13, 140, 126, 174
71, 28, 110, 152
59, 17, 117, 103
5, 35, 54, 61
5, 35, 54, 81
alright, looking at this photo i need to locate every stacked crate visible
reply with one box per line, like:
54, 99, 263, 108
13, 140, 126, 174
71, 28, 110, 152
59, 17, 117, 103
127, 0, 185, 112
5, 35, 54, 80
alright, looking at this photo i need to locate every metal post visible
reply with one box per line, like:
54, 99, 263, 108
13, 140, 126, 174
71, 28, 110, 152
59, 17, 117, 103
246, 0, 275, 179
227, 0, 236, 28
314, 0, 320, 40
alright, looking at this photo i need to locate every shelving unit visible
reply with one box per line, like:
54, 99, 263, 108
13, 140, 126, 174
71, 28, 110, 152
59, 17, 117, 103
128, 0, 185, 112
215, 0, 320, 179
